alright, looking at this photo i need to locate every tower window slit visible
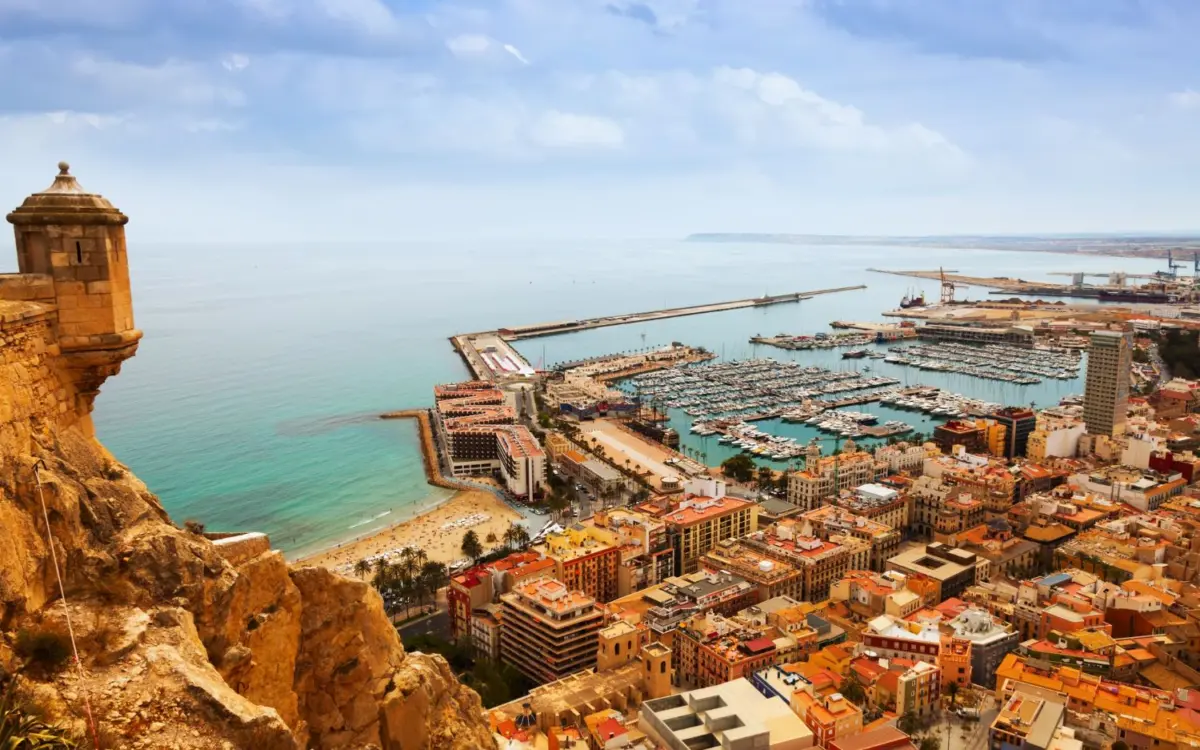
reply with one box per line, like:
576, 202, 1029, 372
75, 241, 82, 263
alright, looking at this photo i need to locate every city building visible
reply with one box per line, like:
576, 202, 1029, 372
1026, 413, 1087, 461
536, 524, 622, 603
934, 419, 1007, 457
1083, 330, 1133, 437
789, 442, 882, 511
828, 570, 923, 621
499, 576, 606, 684
471, 603, 503, 662
887, 543, 981, 601
654, 493, 758, 574
989, 688, 1066, 750
828, 726, 917, 750
991, 407, 1038, 459
830, 484, 910, 537
621, 571, 759, 639
938, 633, 973, 688
1067, 466, 1186, 513
551, 444, 626, 497
792, 687, 864, 748
449, 565, 497, 640
919, 323, 1035, 347
861, 614, 943, 665
583, 509, 675, 597
432, 381, 547, 498
874, 442, 933, 476
945, 608, 1020, 688
742, 520, 872, 602
701, 541, 805, 602
891, 661, 942, 720
949, 522, 1040, 580
641, 679, 814, 750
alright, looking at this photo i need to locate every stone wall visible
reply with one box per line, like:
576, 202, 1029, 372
0, 303, 75, 443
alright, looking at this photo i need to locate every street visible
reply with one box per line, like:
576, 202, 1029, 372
398, 609, 450, 642
930, 694, 998, 750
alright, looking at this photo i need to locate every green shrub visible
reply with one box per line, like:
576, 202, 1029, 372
0, 680, 77, 748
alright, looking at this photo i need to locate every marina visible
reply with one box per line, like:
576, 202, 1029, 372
883, 341, 1082, 384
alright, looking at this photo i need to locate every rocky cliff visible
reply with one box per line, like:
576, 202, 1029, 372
0, 299, 496, 747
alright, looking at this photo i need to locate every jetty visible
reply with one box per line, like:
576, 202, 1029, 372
451, 284, 867, 382
495, 284, 867, 341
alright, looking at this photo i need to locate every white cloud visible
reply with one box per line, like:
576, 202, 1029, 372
72, 56, 246, 108
221, 53, 251, 72
503, 44, 531, 65
445, 33, 492, 56
530, 111, 625, 149
1170, 89, 1200, 110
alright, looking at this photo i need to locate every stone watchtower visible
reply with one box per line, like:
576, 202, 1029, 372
5, 162, 140, 433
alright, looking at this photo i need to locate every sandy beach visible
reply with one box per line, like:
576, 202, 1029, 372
298, 489, 523, 577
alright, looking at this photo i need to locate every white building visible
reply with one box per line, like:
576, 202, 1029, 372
640, 679, 813, 750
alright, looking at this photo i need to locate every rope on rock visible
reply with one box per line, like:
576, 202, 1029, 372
32, 460, 101, 750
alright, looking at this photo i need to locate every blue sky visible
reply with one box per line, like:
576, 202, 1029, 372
1, 0, 1198, 241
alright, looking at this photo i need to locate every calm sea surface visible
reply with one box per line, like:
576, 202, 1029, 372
63, 240, 1166, 558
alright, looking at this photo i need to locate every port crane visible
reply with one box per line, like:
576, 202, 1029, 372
939, 267, 956, 305
1169, 249, 1188, 279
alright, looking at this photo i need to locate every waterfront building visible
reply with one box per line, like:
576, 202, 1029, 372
640, 679, 814, 750
830, 484, 910, 536
432, 381, 547, 498
550, 444, 625, 497
499, 576, 606, 684
933, 419, 1007, 457
945, 607, 1020, 688
802, 506, 901, 573
651, 493, 758, 574
788, 441, 882, 511
535, 524, 621, 603
1083, 330, 1133, 437
918, 323, 1035, 347
874, 441, 933, 475
887, 543, 981, 601
991, 407, 1038, 458
741, 520, 872, 602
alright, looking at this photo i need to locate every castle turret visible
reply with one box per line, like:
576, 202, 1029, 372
6, 162, 140, 432
640, 641, 673, 698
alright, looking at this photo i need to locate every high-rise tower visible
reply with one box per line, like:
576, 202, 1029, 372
6, 162, 140, 433
1083, 329, 1132, 437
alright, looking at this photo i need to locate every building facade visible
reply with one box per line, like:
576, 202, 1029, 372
499, 577, 606, 684
1083, 330, 1132, 437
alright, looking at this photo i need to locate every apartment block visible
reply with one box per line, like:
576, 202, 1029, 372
1083, 330, 1132, 437
499, 577, 606, 684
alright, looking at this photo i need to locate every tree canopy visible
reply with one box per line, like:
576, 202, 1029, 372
721, 454, 756, 482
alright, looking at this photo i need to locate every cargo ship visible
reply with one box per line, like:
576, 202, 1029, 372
1097, 289, 1175, 303
900, 288, 926, 308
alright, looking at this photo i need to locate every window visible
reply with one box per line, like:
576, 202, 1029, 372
614, 643, 620, 656
75, 241, 82, 263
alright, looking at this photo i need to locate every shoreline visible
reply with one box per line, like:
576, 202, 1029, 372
295, 487, 523, 576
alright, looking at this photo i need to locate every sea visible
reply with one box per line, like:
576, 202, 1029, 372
49, 239, 1168, 559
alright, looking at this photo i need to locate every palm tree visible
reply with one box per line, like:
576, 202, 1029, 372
461, 530, 483, 563
354, 559, 371, 580
418, 560, 449, 609
547, 490, 569, 522
503, 521, 530, 551
946, 681, 960, 707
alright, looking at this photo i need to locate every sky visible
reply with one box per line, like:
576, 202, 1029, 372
1, 0, 1198, 241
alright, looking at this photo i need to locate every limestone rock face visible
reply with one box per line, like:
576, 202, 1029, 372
0, 310, 494, 749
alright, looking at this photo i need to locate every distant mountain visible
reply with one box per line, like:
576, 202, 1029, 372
685, 233, 1200, 259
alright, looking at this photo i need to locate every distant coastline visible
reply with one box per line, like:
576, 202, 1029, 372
685, 233, 1200, 260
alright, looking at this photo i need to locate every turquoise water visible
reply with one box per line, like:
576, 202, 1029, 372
55, 240, 1166, 558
